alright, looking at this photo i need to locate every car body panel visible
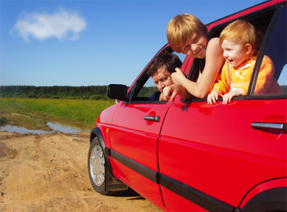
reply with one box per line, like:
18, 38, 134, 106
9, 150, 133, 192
107, 100, 173, 207
109, 158, 165, 209
160, 186, 209, 212
159, 98, 286, 211
94, 103, 120, 148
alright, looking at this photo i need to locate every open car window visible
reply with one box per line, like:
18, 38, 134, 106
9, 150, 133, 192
135, 75, 161, 102
128, 47, 183, 103
184, 5, 279, 102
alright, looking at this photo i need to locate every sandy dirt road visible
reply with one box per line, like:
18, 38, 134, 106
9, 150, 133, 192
0, 132, 162, 212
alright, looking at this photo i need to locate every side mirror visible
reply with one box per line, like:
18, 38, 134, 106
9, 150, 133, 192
107, 84, 128, 102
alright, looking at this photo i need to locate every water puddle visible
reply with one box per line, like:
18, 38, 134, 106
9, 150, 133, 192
0, 125, 49, 134
0, 122, 89, 135
46, 122, 89, 133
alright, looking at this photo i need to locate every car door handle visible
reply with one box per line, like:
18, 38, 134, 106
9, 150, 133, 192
144, 116, 160, 122
251, 122, 287, 131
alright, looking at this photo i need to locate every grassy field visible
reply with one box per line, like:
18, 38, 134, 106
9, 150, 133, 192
0, 98, 115, 131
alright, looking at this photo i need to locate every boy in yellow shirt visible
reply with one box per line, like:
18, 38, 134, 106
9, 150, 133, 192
207, 20, 281, 105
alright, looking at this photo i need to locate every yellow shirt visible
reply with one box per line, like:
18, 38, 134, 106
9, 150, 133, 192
212, 56, 282, 95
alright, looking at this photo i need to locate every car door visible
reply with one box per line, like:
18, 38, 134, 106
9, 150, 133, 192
158, 5, 286, 212
107, 45, 187, 208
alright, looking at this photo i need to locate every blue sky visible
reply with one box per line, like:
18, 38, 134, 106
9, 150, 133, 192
1, 0, 266, 87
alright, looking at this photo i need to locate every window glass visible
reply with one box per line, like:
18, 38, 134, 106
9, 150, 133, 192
134, 49, 183, 102
278, 64, 287, 93
136, 76, 158, 100
253, 6, 287, 95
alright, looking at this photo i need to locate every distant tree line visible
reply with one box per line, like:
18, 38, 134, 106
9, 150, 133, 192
0, 85, 159, 100
1, 85, 286, 100
0, 85, 109, 100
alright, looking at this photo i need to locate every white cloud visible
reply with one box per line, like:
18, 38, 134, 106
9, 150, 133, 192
12, 9, 87, 42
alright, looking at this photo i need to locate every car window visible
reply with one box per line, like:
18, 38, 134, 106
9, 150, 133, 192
252, 6, 287, 95
136, 76, 159, 100
131, 48, 183, 103
183, 7, 278, 102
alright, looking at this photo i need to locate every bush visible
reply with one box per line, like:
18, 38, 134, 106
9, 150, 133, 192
28, 94, 38, 98
0, 116, 7, 126
90, 94, 106, 100
39, 94, 51, 98
65, 96, 76, 99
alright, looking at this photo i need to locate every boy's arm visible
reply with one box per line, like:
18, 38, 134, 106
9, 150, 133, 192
163, 84, 192, 101
171, 38, 224, 98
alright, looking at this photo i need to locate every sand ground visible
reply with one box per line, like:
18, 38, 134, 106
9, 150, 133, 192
0, 131, 162, 212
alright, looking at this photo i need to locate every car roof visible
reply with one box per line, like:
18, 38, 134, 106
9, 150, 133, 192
206, 0, 285, 30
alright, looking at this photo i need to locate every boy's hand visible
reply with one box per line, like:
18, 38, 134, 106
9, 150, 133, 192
163, 84, 185, 102
162, 85, 175, 101
222, 89, 245, 104
171, 68, 186, 84
159, 92, 167, 101
207, 90, 221, 104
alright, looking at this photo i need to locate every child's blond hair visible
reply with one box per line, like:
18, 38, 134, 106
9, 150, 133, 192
167, 14, 207, 52
219, 20, 259, 57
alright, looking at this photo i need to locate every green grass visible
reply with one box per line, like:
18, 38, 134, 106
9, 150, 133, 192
0, 98, 115, 130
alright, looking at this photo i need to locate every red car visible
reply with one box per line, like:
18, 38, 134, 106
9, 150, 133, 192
88, 1, 287, 211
